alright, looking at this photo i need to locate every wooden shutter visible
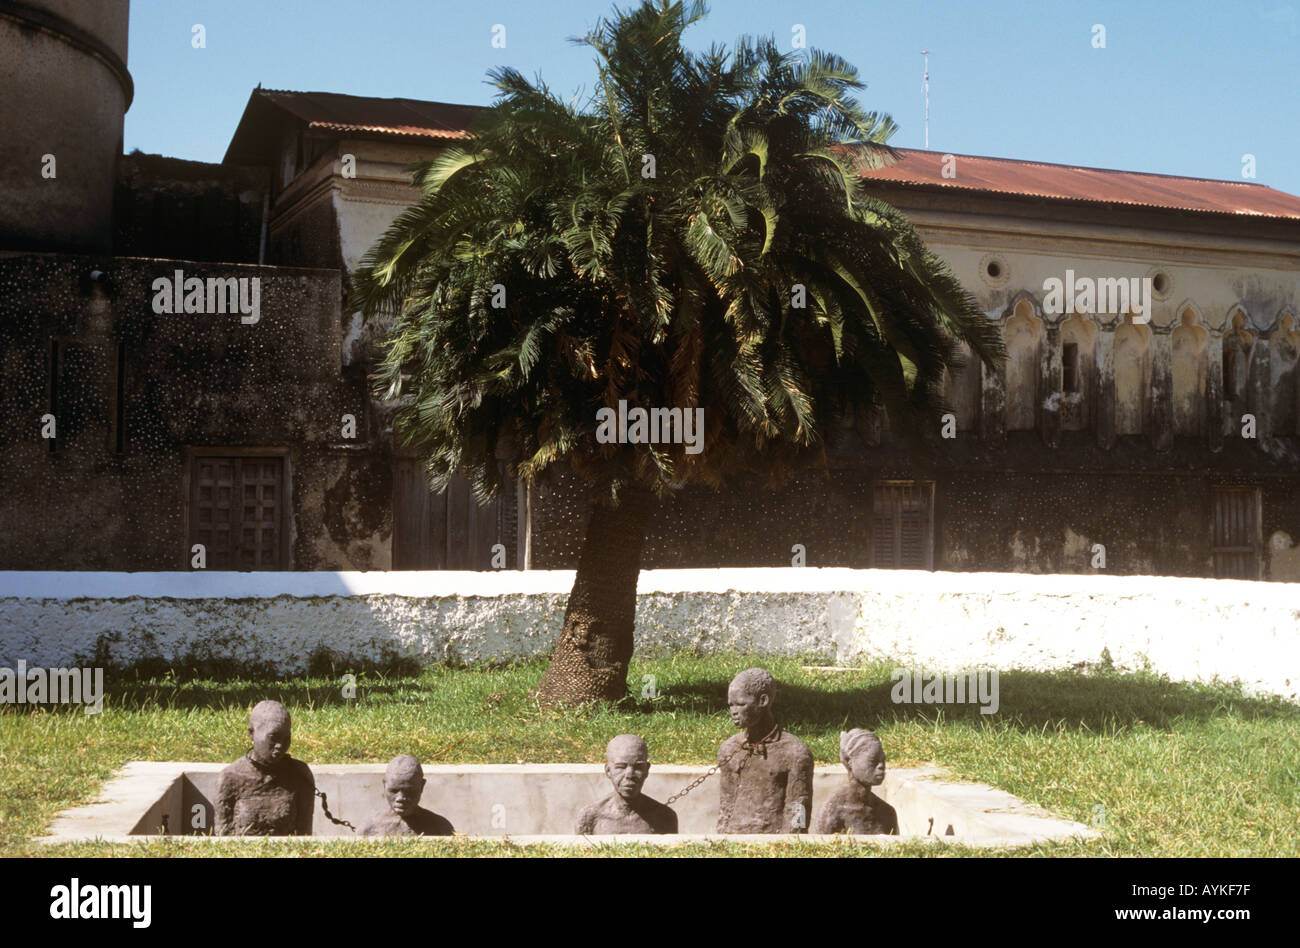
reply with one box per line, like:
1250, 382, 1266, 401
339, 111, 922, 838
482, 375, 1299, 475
1212, 486, 1261, 579
189, 455, 286, 569
872, 481, 934, 569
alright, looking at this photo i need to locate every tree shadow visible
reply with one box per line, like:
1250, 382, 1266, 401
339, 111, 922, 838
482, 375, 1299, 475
646, 667, 1300, 733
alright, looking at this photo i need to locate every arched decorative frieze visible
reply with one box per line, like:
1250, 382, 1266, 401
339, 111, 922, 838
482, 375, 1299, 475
1114, 314, 1153, 436
1003, 297, 1043, 432
1059, 311, 1098, 431
1268, 311, 1300, 436
1171, 304, 1209, 437
944, 340, 983, 434
1222, 307, 1255, 403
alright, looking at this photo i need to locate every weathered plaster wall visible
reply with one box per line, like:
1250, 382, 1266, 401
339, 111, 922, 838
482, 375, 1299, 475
263, 140, 450, 367
0, 255, 391, 570
937, 471, 1300, 577
0, 569, 1294, 701
905, 200, 1300, 450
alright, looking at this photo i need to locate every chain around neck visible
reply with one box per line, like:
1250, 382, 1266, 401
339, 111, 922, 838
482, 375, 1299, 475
742, 722, 782, 752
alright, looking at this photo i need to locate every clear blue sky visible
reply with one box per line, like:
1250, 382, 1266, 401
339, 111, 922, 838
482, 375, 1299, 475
125, 0, 1300, 195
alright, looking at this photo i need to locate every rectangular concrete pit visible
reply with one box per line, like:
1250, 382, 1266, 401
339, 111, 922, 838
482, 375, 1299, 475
43, 762, 1098, 847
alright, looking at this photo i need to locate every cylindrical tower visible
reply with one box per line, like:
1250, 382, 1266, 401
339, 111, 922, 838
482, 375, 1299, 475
0, 0, 132, 253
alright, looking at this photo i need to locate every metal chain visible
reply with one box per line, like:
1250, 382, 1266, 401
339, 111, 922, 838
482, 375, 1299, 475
314, 788, 358, 833
664, 746, 741, 806
243, 749, 358, 834
664, 723, 781, 806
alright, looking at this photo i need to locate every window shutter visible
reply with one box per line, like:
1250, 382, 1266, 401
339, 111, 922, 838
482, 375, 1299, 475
872, 481, 934, 569
1211, 486, 1260, 579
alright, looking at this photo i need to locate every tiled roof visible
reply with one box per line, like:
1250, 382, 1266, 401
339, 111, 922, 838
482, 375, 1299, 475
252, 89, 480, 140
223, 90, 1300, 220
853, 147, 1300, 220
223, 89, 482, 164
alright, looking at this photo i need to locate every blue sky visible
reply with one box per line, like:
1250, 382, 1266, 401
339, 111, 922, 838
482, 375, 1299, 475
126, 0, 1300, 195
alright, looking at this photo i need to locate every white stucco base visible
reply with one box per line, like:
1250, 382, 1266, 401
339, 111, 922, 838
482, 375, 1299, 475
0, 568, 1296, 701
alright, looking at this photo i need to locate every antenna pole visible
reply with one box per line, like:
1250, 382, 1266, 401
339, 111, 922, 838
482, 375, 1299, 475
921, 51, 930, 149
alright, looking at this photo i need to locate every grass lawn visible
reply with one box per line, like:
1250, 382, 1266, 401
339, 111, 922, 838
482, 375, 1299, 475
2, 653, 1296, 857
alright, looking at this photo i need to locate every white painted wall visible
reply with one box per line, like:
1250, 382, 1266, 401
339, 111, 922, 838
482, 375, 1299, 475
1, 569, 1295, 700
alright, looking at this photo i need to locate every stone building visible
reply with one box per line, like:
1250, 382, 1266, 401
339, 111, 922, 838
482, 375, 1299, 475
214, 90, 1300, 579
621, 152, 1300, 580
3, 17, 1299, 579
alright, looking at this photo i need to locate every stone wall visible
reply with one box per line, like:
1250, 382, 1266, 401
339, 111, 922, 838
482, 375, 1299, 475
115, 153, 267, 264
1, 569, 1294, 701
530, 466, 1300, 579
0, 254, 392, 570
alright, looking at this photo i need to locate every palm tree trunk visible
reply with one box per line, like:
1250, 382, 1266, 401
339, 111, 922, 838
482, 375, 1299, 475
535, 486, 654, 706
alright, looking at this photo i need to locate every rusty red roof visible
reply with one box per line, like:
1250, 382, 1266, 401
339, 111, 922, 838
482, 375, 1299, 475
223, 91, 1300, 220
254, 89, 479, 139
224, 89, 482, 164
852, 147, 1300, 220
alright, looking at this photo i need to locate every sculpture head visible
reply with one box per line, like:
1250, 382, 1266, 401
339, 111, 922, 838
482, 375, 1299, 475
840, 729, 886, 787
248, 700, 291, 767
727, 668, 776, 732
383, 754, 426, 817
604, 735, 650, 802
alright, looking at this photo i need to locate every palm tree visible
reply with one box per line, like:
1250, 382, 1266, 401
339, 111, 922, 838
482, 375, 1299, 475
352, 0, 1004, 707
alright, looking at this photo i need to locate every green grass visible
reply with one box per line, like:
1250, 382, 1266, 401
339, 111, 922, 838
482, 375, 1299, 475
2, 653, 1297, 857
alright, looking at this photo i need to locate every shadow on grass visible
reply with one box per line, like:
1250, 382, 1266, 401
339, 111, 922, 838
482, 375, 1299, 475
644, 667, 1300, 734
4, 658, 1295, 733
88, 644, 429, 683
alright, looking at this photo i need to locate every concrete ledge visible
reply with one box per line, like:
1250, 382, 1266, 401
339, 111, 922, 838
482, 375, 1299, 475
2, 568, 1296, 700
4, 566, 1298, 599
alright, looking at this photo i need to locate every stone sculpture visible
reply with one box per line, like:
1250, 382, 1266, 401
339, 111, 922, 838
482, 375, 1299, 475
716, 668, 813, 833
814, 728, 899, 835
575, 735, 677, 834
215, 700, 316, 836
359, 754, 454, 836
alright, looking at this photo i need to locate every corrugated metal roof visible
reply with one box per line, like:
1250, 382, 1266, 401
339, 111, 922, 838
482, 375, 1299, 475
254, 89, 480, 140
224, 90, 1300, 220
853, 147, 1300, 220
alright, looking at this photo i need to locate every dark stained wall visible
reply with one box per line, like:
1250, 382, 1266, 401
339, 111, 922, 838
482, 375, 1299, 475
0, 254, 391, 570
530, 458, 1300, 580
114, 153, 267, 264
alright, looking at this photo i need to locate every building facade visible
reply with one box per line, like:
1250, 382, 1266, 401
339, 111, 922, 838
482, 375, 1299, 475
3, 73, 1299, 578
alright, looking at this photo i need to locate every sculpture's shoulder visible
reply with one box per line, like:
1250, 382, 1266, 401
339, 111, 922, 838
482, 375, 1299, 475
718, 733, 745, 762
413, 807, 454, 836
575, 796, 608, 833
778, 731, 813, 765
358, 810, 394, 837
866, 793, 899, 833
819, 781, 853, 808
217, 756, 255, 787
638, 795, 678, 832
283, 756, 315, 790
814, 788, 850, 833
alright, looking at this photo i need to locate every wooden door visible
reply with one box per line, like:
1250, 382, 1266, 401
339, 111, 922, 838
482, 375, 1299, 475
1212, 486, 1261, 579
188, 454, 286, 569
392, 460, 512, 569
